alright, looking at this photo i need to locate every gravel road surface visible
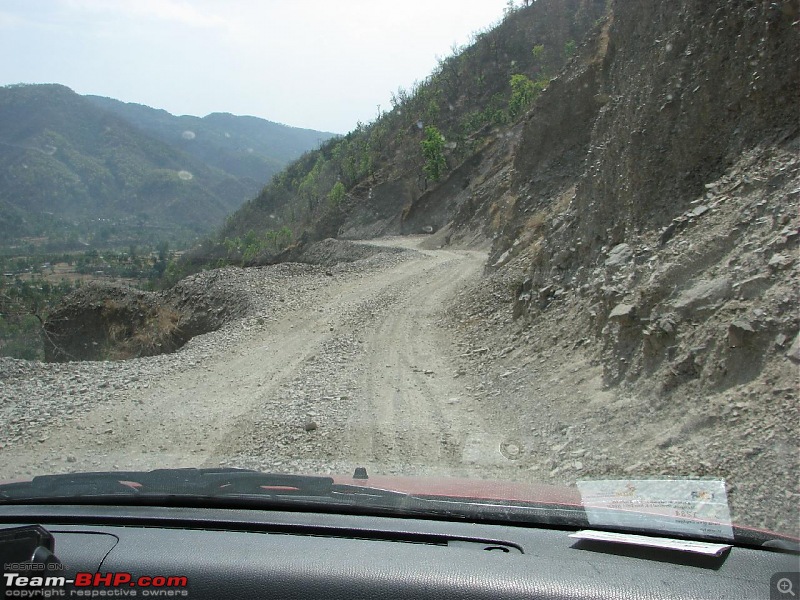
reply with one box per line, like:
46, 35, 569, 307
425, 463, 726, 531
0, 237, 514, 480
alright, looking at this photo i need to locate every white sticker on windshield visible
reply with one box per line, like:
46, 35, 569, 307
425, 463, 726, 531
577, 479, 734, 541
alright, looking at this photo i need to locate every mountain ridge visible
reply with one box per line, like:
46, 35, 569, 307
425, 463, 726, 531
0, 83, 335, 247
85, 95, 337, 185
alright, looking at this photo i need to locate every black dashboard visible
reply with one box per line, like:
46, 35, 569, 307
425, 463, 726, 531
1, 504, 798, 599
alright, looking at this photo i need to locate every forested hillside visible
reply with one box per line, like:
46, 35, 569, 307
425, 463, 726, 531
0, 84, 334, 249
186, 0, 605, 268
86, 95, 336, 195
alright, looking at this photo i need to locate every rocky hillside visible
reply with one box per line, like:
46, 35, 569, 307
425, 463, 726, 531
159, 0, 800, 418
46, 0, 799, 413
435, 0, 799, 534
201, 0, 606, 258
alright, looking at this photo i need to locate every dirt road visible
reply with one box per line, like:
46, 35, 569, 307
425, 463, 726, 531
3, 235, 796, 536
1, 237, 515, 479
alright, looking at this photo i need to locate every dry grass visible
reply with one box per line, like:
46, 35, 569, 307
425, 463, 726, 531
101, 303, 183, 360
489, 192, 518, 232
128, 306, 182, 356
524, 211, 547, 233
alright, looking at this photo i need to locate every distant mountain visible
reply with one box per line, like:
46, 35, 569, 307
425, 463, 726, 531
85, 95, 337, 190
0, 84, 336, 247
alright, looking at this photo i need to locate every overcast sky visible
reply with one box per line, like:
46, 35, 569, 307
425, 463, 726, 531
0, 0, 512, 134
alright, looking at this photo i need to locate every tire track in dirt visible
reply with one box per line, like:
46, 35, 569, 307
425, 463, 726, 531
345, 248, 485, 473
229, 241, 521, 479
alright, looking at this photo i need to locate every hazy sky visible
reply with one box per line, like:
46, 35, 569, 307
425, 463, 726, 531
0, 0, 511, 134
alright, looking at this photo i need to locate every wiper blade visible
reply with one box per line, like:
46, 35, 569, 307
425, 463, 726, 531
0, 468, 350, 501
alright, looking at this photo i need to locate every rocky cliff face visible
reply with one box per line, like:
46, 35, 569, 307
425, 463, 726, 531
503, 0, 798, 258
436, 0, 798, 533
482, 0, 799, 386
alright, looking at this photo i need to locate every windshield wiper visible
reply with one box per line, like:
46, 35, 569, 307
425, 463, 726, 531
0, 468, 404, 503
0, 468, 422, 505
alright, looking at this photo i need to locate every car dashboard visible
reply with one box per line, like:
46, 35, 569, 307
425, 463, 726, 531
1, 504, 797, 599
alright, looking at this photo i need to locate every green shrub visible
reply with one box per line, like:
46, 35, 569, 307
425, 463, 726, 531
328, 181, 346, 207
508, 74, 535, 119
421, 126, 447, 182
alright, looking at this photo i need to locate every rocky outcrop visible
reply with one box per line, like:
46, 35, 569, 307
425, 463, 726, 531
42, 241, 415, 361
44, 268, 250, 361
484, 0, 799, 392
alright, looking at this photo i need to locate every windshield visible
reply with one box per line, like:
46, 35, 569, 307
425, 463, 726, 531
0, 0, 797, 545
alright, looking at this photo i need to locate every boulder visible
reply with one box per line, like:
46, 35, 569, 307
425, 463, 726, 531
605, 243, 633, 268
787, 334, 800, 363
728, 320, 756, 348
768, 253, 792, 270
608, 303, 637, 325
736, 275, 771, 300
673, 278, 732, 317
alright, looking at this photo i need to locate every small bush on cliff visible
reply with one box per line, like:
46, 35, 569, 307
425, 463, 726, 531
508, 74, 536, 118
421, 126, 447, 183
328, 181, 346, 207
